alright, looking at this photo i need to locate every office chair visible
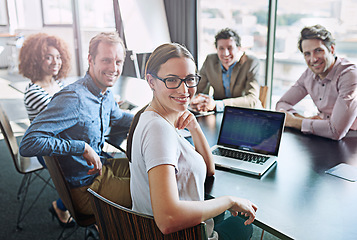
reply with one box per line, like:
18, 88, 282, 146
43, 156, 97, 240
259, 86, 268, 109
0, 103, 53, 231
87, 188, 208, 240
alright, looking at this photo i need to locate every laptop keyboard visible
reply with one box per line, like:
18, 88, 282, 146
212, 147, 269, 165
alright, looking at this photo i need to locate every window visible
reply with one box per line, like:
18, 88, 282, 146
198, 0, 357, 114
198, 0, 268, 85
272, 0, 357, 115
42, 0, 73, 25
79, 0, 115, 29
76, 0, 116, 75
0, 0, 8, 26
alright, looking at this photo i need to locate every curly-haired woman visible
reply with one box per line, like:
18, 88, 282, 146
18, 32, 75, 228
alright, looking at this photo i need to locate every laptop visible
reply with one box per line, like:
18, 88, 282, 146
212, 106, 285, 177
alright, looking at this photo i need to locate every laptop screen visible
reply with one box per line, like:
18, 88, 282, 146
217, 106, 285, 156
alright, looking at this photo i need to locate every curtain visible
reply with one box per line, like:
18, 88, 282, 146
163, 0, 198, 65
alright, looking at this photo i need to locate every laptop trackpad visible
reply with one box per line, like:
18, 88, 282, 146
214, 156, 245, 169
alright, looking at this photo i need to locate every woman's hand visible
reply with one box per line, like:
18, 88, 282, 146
228, 197, 258, 225
175, 110, 198, 131
176, 110, 215, 176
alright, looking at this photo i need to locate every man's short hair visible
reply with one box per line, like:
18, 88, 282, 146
298, 24, 335, 52
214, 28, 241, 48
88, 31, 126, 60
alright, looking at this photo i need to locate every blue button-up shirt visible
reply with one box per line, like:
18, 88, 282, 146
20, 73, 134, 188
221, 61, 237, 98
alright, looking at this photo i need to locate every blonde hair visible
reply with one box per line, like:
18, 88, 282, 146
88, 32, 126, 60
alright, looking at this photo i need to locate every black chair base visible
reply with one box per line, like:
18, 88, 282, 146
16, 170, 53, 231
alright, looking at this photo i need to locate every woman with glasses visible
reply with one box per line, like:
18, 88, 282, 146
128, 43, 257, 239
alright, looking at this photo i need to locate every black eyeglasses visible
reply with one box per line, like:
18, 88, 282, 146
151, 74, 201, 89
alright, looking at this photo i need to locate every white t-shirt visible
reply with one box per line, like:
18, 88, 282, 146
130, 111, 216, 239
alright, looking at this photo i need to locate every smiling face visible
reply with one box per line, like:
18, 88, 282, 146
41, 46, 62, 78
148, 57, 197, 114
301, 39, 335, 79
216, 37, 240, 70
88, 42, 125, 93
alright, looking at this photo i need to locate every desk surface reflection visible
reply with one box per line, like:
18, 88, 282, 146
197, 113, 357, 240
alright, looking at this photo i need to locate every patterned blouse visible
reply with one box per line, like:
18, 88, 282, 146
24, 80, 64, 122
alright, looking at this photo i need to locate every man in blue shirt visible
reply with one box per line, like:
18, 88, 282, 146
191, 28, 261, 112
20, 32, 134, 215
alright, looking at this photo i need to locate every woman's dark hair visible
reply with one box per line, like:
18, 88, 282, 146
298, 24, 335, 52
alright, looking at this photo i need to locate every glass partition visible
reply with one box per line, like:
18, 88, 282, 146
42, 0, 73, 25
198, 0, 357, 113
272, 0, 357, 115
198, 0, 269, 86
76, 0, 116, 75
0, 0, 8, 26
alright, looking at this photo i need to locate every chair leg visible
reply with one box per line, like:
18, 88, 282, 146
260, 229, 265, 240
16, 173, 32, 231
84, 225, 99, 240
34, 171, 56, 190
17, 173, 31, 201
56, 223, 80, 240
84, 227, 90, 240
16, 172, 52, 230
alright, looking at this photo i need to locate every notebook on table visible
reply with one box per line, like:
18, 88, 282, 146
212, 106, 285, 177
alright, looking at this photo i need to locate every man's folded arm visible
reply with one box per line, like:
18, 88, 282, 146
19, 91, 85, 157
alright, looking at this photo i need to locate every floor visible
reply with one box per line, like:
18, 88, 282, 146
0, 70, 88, 239
0, 69, 281, 240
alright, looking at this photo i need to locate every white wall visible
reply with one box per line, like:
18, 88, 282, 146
118, 0, 171, 53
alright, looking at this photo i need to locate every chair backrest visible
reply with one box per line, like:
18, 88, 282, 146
0, 104, 20, 164
88, 188, 208, 240
43, 155, 95, 227
126, 104, 148, 162
0, 103, 43, 174
259, 85, 268, 109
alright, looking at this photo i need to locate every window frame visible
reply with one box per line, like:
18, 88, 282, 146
0, 0, 9, 26
41, 0, 73, 27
